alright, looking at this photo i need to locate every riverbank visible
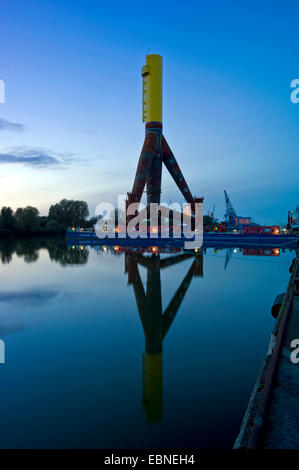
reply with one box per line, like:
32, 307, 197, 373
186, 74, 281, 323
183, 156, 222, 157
234, 249, 299, 449
0, 227, 64, 240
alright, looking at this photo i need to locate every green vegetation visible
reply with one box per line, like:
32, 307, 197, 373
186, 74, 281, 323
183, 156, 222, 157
0, 199, 220, 239
0, 199, 99, 239
203, 215, 216, 231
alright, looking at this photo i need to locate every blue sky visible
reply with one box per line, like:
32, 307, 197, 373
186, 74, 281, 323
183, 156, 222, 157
0, 0, 298, 223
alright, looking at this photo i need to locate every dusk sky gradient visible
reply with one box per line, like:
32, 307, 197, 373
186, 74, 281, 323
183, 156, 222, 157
0, 0, 298, 223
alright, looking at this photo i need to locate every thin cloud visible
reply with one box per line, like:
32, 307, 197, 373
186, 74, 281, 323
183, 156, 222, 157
66, 126, 99, 135
0, 147, 73, 168
0, 118, 26, 132
80, 129, 98, 135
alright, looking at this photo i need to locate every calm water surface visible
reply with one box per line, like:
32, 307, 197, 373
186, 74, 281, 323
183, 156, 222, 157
0, 239, 295, 448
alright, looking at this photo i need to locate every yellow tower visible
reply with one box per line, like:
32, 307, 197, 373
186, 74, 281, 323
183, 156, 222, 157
126, 53, 203, 225
142, 54, 162, 123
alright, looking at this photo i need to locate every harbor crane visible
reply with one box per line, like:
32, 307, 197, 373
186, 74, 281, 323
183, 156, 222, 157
224, 190, 237, 227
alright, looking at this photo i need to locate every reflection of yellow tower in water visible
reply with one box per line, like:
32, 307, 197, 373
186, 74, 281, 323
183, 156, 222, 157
125, 251, 203, 422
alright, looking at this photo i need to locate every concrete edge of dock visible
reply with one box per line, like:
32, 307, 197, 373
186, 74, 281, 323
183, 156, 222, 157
234, 249, 299, 449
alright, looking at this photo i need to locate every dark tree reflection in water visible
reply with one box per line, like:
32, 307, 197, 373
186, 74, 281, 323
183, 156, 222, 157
0, 238, 89, 266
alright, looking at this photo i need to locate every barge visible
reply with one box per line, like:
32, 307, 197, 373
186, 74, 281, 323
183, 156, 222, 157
66, 230, 298, 250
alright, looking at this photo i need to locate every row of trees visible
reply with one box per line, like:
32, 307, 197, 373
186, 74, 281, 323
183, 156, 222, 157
0, 200, 217, 237
0, 199, 99, 237
0, 206, 40, 232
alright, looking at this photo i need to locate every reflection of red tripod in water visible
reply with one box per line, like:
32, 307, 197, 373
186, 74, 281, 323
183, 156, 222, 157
125, 251, 203, 421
